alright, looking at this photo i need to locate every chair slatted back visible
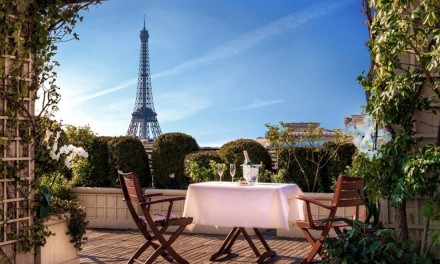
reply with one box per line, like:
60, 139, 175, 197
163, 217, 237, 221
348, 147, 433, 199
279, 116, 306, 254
118, 170, 148, 231
123, 172, 145, 204
332, 176, 364, 208
117, 170, 191, 264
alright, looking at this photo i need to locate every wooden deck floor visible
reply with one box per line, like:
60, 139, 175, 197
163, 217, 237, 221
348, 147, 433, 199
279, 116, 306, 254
80, 229, 317, 263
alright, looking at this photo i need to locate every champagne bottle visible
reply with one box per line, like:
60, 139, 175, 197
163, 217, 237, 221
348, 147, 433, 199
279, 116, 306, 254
243, 150, 252, 165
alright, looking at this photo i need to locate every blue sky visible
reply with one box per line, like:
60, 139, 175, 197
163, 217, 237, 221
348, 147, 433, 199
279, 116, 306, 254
49, 0, 368, 147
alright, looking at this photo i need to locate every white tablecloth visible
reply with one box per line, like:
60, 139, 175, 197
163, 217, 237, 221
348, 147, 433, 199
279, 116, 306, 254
182, 182, 305, 230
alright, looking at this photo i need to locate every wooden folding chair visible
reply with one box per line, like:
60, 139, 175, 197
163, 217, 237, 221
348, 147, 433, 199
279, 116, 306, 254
295, 175, 365, 264
118, 170, 193, 264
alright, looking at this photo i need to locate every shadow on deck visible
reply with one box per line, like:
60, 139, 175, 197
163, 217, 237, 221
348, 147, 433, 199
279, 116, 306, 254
80, 229, 318, 263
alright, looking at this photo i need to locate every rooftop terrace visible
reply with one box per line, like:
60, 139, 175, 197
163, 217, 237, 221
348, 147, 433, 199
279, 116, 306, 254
80, 229, 317, 263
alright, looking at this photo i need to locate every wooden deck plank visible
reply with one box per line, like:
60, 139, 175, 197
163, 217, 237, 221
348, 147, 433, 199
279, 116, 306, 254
80, 229, 318, 263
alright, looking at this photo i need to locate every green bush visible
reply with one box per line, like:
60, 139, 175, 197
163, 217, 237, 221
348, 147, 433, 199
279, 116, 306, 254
37, 172, 77, 200
322, 227, 435, 263
152, 132, 199, 189
87, 136, 112, 187
184, 151, 222, 183
218, 139, 272, 180
279, 147, 316, 187
64, 124, 95, 152
278, 143, 356, 192
70, 158, 92, 186
324, 142, 356, 188
271, 168, 287, 183
108, 136, 150, 187
63, 124, 96, 182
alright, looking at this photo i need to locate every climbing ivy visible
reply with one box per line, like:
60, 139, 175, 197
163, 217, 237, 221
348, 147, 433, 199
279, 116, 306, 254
0, 0, 101, 261
357, 0, 440, 247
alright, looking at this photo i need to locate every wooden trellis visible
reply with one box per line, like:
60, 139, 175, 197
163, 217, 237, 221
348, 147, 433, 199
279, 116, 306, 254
0, 48, 34, 246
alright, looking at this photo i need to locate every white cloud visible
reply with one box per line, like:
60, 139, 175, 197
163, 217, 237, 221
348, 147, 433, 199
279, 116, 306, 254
55, 104, 130, 137
238, 99, 283, 110
104, 98, 134, 112
62, 78, 137, 108
155, 92, 211, 122
152, 1, 347, 79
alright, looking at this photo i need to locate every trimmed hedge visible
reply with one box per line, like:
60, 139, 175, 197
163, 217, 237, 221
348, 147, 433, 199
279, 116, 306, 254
152, 132, 199, 189
218, 138, 272, 179
108, 136, 150, 187
88, 136, 112, 187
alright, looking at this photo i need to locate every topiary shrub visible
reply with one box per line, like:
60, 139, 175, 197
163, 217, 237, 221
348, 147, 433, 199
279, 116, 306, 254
218, 139, 272, 180
184, 151, 222, 183
108, 136, 150, 187
152, 132, 199, 189
86, 136, 112, 187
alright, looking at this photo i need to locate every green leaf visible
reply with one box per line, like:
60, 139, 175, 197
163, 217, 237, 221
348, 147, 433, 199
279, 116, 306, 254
424, 12, 437, 27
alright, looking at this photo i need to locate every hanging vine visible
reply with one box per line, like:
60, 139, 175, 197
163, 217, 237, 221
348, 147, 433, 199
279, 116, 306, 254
0, 0, 101, 261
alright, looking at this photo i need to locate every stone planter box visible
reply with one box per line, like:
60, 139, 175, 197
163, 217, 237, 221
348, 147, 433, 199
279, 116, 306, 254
35, 217, 79, 264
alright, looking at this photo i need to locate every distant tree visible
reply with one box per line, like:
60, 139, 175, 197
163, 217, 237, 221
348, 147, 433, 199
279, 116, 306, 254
64, 124, 96, 151
265, 123, 348, 192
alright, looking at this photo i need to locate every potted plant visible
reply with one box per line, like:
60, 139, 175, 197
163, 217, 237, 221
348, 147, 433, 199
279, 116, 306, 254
30, 126, 89, 264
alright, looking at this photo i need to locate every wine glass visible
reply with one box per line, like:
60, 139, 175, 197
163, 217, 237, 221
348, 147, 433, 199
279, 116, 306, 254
217, 163, 225, 182
230, 164, 236, 182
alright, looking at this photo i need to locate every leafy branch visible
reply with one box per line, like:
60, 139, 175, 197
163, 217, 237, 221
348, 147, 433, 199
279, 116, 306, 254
0, 1, 101, 259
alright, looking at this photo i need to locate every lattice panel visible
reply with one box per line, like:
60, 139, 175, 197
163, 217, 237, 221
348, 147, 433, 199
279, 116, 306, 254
0, 47, 34, 246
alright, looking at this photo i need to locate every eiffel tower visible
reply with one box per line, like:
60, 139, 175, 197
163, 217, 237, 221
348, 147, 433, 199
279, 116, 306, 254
127, 18, 162, 141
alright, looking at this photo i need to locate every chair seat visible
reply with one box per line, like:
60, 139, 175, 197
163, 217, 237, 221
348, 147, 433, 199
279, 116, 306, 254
296, 218, 349, 230
139, 213, 193, 226
314, 218, 349, 228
